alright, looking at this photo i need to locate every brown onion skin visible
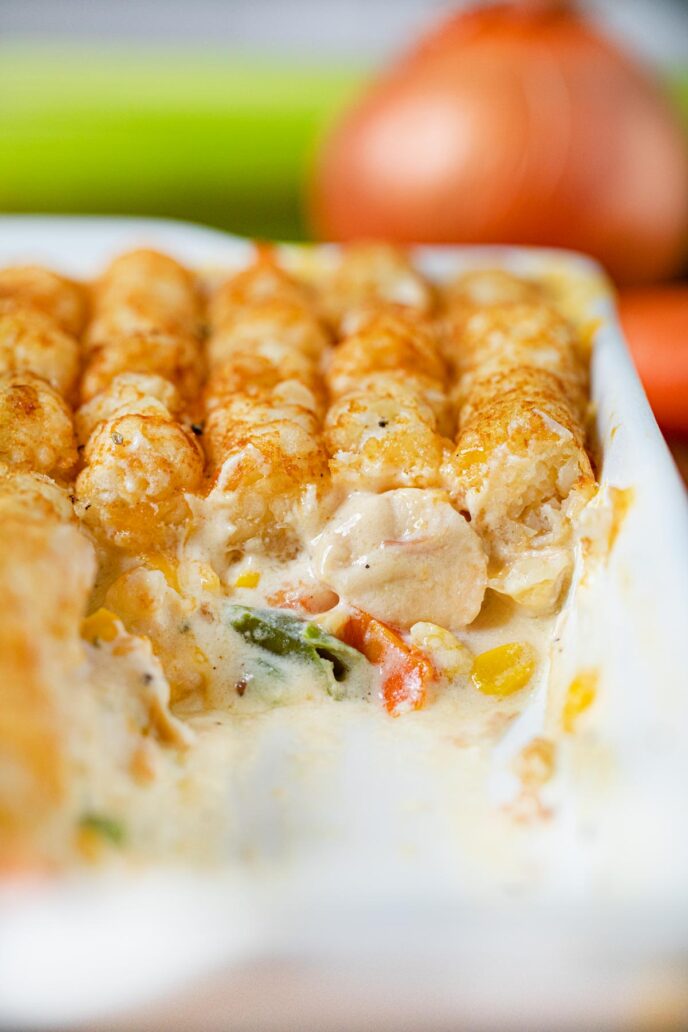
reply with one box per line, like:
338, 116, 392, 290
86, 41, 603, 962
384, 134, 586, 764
311, 2, 688, 285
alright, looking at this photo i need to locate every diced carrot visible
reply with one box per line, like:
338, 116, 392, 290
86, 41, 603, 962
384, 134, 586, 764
337, 608, 436, 715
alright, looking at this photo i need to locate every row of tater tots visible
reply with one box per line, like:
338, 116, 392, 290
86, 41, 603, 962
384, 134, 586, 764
0, 245, 594, 613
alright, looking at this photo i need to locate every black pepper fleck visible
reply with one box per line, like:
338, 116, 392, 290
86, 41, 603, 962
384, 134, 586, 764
378, 420, 388, 428
364, 564, 370, 569
111, 431, 124, 445
141, 672, 154, 685
190, 423, 204, 436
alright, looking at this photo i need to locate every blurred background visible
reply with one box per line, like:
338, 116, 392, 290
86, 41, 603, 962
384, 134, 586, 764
1, 0, 687, 469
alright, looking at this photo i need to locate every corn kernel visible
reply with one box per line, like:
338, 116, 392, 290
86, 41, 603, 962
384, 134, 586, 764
142, 552, 180, 593
198, 564, 221, 593
235, 570, 260, 589
562, 670, 598, 733
177, 560, 222, 598
80, 608, 122, 645
409, 622, 473, 680
471, 642, 537, 697
76, 825, 104, 863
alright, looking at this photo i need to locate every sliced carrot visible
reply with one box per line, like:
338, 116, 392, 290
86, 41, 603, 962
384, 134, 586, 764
338, 608, 436, 715
618, 286, 688, 435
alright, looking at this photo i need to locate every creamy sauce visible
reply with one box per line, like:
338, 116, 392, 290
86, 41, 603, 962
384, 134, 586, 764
70, 528, 557, 865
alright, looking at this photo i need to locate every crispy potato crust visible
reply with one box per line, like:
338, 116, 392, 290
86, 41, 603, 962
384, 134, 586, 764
0, 373, 78, 479
0, 301, 80, 400
86, 249, 201, 344
318, 243, 434, 333
76, 411, 204, 549
0, 265, 88, 336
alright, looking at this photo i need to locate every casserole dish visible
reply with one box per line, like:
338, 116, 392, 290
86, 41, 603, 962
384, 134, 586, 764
0, 216, 687, 1031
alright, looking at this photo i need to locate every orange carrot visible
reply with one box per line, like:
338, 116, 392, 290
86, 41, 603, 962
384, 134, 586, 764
619, 286, 688, 434
338, 608, 436, 715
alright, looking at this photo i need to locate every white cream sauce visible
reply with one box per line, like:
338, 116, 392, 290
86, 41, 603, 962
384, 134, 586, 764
72, 560, 556, 865
64, 480, 570, 867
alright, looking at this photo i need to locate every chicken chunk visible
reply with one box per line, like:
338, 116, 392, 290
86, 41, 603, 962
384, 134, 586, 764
313, 489, 486, 628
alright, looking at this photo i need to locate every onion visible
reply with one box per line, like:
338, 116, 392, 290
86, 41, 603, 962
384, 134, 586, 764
311, 0, 688, 285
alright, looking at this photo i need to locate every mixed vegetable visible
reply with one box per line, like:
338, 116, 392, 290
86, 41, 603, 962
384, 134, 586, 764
226, 605, 373, 701
226, 605, 539, 714
335, 609, 437, 716
225, 604, 443, 715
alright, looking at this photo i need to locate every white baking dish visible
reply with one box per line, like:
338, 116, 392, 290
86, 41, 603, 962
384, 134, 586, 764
0, 216, 687, 1032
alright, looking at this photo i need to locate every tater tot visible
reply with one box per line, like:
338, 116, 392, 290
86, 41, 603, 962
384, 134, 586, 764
319, 243, 434, 333
322, 298, 451, 490
75, 372, 181, 445
206, 413, 329, 541
327, 309, 446, 395
75, 411, 204, 549
86, 249, 200, 345
0, 373, 77, 479
447, 298, 595, 614
0, 265, 88, 336
325, 384, 448, 491
444, 268, 544, 314
0, 466, 76, 524
0, 302, 80, 400
201, 256, 330, 548
207, 301, 328, 369
448, 301, 587, 411
80, 331, 202, 403
326, 308, 451, 432
203, 350, 323, 417
442, 269, 546, 361
209, 257, 317, 326
204, 395, 319, 469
